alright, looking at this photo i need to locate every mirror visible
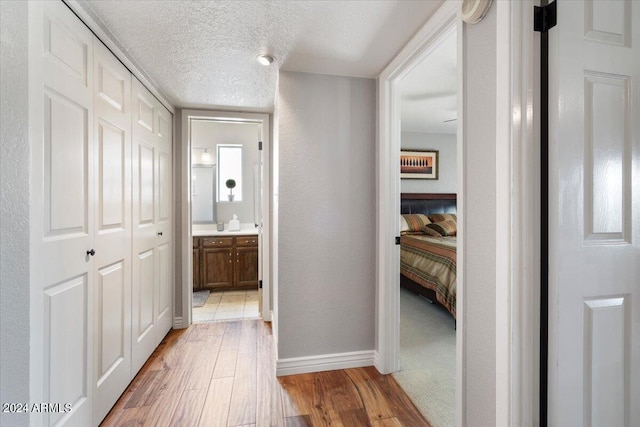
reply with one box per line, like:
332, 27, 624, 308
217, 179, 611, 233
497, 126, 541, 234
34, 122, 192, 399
190, 119, 260, 226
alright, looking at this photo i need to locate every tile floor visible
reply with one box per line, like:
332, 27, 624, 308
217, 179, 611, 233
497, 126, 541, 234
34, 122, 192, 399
192, 290, 260, 323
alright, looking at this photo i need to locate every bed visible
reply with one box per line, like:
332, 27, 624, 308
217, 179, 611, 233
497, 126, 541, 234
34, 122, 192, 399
400, 193, 457, 318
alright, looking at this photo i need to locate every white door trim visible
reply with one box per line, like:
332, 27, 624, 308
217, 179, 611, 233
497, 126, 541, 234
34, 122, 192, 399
179, 109, 271, 327
495, 1, 538, 426
375, 0, 459, 381
376, 1, 538, 427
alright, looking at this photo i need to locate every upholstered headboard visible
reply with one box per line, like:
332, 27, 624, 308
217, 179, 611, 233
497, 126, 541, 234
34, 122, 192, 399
400, 193, 457, 215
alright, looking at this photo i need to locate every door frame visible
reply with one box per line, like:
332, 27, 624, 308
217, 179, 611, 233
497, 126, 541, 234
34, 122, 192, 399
375, 1, 538, 426
375, 0, 459, 374
179, 109, 271, 326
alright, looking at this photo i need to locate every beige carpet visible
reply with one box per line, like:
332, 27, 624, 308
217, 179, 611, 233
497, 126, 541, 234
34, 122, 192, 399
392, 287, 456, 427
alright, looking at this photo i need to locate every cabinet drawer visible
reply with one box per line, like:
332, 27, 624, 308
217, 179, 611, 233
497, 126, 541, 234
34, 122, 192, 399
235, 235, 258, 247
202, 237, 233, 247
193, 237, 200, 248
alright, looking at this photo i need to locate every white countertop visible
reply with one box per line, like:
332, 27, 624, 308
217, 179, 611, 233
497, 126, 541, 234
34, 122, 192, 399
192, 224, 258, 237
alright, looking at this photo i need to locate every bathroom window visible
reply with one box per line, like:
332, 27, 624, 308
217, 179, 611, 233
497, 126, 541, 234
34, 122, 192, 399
217, 145, 242, 202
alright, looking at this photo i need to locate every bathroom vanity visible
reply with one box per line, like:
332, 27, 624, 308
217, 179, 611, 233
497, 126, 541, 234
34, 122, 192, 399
193, 229, 258, 291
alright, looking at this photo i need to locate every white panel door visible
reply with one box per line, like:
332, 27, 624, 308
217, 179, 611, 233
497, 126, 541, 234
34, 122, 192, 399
29, 2, 94, 426
131, 78, 159, 373
548, 1, 639, 426
92, 41, 132, 425
155, 106, 173, 341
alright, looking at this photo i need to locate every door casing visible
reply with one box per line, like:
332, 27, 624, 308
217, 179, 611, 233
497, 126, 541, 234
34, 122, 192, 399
375, 1, 539, 426
179, 110, 271, 327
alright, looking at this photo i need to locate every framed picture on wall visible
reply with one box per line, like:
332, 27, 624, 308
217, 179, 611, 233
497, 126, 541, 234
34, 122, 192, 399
400, 150, 438, 179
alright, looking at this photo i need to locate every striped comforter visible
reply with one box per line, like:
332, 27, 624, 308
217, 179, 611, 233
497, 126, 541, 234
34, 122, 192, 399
400, 235, 457, 318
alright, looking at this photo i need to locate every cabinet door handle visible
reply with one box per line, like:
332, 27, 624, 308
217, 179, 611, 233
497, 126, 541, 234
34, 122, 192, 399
157, 231, 163, 236
86, 249, 96, 256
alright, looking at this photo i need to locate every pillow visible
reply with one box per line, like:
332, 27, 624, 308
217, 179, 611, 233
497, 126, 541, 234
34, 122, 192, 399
400, 214, 431, 234
428, 213, 457, 223
422, 226, 444, 237
424, 220, 457, 237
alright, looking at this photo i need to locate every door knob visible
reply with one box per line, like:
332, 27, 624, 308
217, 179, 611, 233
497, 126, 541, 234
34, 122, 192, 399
86, 249, 96, 256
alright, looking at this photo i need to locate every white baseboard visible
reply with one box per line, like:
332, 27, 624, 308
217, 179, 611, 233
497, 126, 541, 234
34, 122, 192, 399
173, 316, 187, 329
276, 350, 375, 377
373, 351, 382, 373
263, 308, 272, 322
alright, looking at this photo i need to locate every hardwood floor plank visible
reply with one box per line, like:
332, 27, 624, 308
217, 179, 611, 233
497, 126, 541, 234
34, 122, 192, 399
256, 334, 283, 426
279, 373, 314, 418
344, 368, 396, 422
212, 349, 238, 378
123, 370, 161, 409
206, 321, 227, 336
221, 324, 242, 351
141, 369, 190, 426
105, 406, 150, 427
343, 366, 429, 426
198, 376, 234, 427
184, 335, 223, 391
339, 408, 373, 426
283, 415, 312, 427
168, 389, 206, 427
228, 351, 257, 426
258, 320, 272, 336
322, 370, 364, 413
359, 366, 430, 427
139, 393, 179, 427
371, 418, 404, 427
238, 319, 258, 353
143, 368, 188, 405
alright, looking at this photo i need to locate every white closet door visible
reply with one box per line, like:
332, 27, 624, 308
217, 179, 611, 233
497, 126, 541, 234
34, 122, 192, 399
131, 78, 159, 373
92, 41, 132, 425
29, 2, 94, 426
155, 106, 173, 340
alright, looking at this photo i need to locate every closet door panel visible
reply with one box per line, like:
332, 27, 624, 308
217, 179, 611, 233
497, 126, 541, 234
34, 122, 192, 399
131, 78, 159, 373
157, 242, 172, 333
30, 2, 94, 426
45, 275, 89, 427
155, 107, 173, 340
92, 41, 132, 425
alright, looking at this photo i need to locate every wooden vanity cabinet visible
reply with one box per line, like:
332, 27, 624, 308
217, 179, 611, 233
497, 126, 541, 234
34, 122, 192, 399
193, 235, 258, 291
235, 236, 259, 288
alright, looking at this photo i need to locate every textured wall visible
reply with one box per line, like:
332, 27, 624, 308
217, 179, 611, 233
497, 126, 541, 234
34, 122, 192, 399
277, 71, 376, 359
400, 132, 457, 194
0, 1, 30, 425
463, 6, 497, 426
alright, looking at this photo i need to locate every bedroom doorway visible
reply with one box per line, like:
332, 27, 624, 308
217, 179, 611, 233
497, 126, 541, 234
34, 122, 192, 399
375, 1, 461, 426
393, 23, 458, 427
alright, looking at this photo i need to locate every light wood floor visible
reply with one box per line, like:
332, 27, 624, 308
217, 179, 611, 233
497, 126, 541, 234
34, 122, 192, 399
100, 320, 430, 427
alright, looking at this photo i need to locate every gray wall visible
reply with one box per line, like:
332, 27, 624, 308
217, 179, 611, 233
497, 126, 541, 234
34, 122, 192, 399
401, 132, 457, 194
463, 6, 497, 426
277, 71, 376, 359
0, 1, 30, 425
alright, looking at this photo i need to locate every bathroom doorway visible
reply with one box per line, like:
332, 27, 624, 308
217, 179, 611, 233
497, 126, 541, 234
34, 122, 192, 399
180, 110, 271, 326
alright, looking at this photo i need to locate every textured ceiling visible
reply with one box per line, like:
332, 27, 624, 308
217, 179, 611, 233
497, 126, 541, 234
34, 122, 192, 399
400, 28, 457, 134
76, 0, 444, 111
